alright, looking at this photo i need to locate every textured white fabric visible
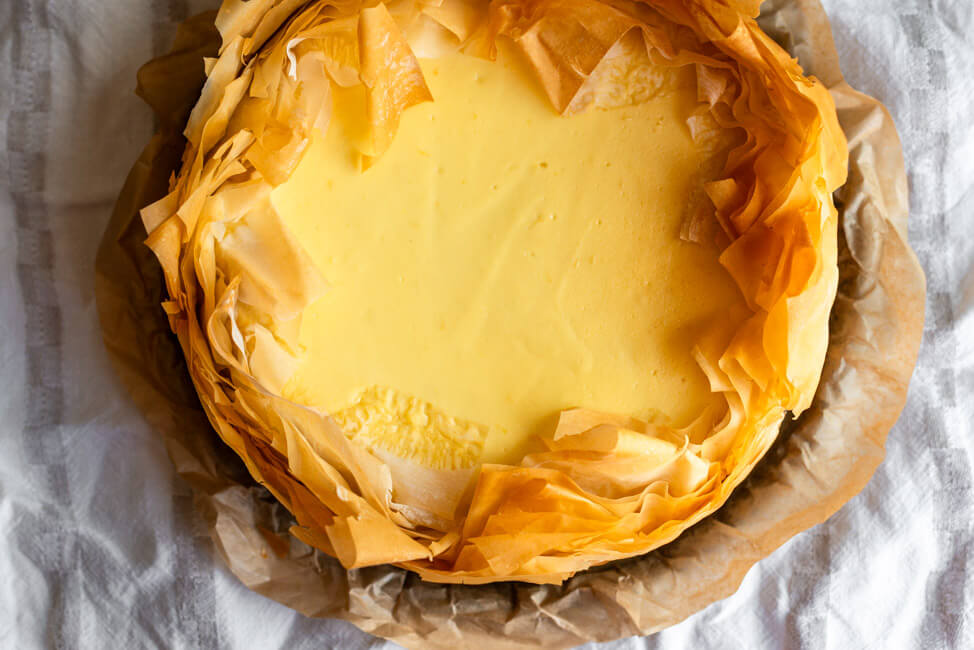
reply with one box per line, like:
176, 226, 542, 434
0, 0, 970, 648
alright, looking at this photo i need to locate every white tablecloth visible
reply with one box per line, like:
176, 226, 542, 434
1, 1, 971, 647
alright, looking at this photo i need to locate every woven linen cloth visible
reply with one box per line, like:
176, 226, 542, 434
0, 0, 970, 647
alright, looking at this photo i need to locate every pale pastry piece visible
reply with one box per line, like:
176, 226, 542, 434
143, 0, 847, 584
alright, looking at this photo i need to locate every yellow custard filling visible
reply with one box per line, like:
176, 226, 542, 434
272, 42, 744, 466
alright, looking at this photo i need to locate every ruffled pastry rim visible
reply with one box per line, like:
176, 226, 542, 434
141, 0, 847, 584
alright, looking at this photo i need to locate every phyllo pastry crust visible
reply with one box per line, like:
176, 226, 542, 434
143, 0, 847, 584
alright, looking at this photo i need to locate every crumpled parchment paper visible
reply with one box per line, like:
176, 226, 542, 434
93, 0, 924, 646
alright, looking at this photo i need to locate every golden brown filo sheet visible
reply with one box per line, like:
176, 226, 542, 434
134, 0, 851, 584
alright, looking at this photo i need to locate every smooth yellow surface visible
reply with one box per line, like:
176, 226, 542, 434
272, 43, 744, 465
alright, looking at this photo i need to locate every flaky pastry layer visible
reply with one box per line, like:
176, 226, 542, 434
142, 0, 847, 583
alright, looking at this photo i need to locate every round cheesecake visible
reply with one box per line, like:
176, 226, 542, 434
143, 0, 847, 583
